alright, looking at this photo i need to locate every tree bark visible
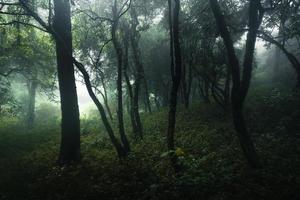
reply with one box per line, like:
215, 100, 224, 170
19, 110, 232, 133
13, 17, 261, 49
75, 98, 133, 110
53, 0, 81, 165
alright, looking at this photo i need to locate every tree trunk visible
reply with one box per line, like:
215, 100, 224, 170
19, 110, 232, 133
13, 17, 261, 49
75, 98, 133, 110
181, 61, 192, 108
103, 97, 113, 121
167, 0, 182, 172
232, 103, 260, 168
143, 78, 152, 113
125, 74, 139, 138
112, 0, 130, 153
181, 62, 188, 108
129, 50, 143, 139
154, 96, 161, 111
26, 80, 38, 128
98, 89, 114, 121
133, 81, 143, 139
53, 0, 81, 165
198, 77, 210, 103
224, 65, 231, 107
130, 7, 145, 137
75, 60, 127, 158
123, 31, 139, 138
99, 74, 114, 121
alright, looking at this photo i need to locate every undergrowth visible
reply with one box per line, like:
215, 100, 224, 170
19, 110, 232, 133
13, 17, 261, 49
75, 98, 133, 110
0, 88, 300, 200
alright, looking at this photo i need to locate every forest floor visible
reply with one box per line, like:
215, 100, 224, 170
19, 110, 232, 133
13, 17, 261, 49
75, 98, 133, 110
0, 87, 300, 200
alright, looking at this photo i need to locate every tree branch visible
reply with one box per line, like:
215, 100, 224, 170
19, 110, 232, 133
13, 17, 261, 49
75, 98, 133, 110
0, 67, 23, 77
0, 20, 49, 32
0, 10, 29, 16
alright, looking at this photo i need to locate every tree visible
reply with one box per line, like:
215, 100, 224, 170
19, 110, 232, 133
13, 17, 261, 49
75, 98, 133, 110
0, 0, 82, 164
258, 30, 300, 88
111, 0, 131, 153
121, 21, 143, 139
0, 14, 56, 128
74, 60, 128, 158
167, 0, 182, 171
257, 0, 300, 88
50, 0, 81, 165
72, 0, 132, 156
209, 0, 263, 168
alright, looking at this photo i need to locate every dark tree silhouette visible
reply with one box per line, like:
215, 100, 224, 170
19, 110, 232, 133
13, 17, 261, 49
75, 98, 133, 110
209, 0, 263, 168
167, 0, 182, 171
53, 0, 81, 165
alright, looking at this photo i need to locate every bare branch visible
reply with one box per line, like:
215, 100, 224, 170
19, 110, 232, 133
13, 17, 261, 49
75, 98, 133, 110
0, 67, 23, 77
118, 0, 131, 19
0, 2, 20, 6
48, 0, 52, 26
0, 20, 49, 32
0, 10, 29, 16
75, 9, 113, 22
95, 39, 112, 66
19, 0, 53, 33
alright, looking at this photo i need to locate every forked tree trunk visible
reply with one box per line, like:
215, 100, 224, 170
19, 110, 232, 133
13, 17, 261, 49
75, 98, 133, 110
112, 0, 130, 153
209, 0, 261, 168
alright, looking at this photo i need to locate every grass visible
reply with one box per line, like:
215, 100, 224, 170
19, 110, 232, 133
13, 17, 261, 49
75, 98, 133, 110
0, 88, 300, 200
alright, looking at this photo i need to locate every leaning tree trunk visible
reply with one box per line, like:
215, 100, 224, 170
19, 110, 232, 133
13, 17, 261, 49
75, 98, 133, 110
53, 0, 81, 165
74, 60, 127, 158
99, 72, 114, 121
